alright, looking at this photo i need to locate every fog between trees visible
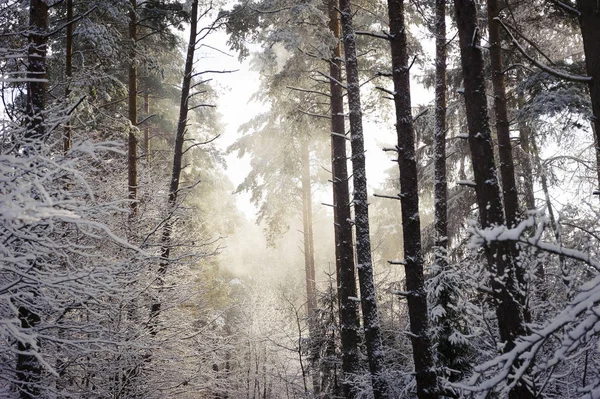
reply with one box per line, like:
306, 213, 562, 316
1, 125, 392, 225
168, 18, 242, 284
1, 0, 600, 398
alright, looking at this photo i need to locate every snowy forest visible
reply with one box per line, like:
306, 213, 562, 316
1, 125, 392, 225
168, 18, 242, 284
1, 0, 600, 398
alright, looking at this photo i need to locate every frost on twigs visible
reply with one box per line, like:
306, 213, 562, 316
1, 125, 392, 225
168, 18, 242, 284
454, 215, 600, 397
0, 135, 147, 396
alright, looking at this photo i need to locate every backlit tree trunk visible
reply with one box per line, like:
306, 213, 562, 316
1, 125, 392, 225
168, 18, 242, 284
327, 1, 360, 396
300, 136, 320, 396
339, 0, 390, 397
387, 0, 439, 397
128, 0, 138, 215
150, 0, 198, 333
487, 0, 520, 227
453, 1, 532, 397
575, 0, 600, 189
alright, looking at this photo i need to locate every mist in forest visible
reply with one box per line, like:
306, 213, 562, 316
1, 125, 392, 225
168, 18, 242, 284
3, 0, 600, 398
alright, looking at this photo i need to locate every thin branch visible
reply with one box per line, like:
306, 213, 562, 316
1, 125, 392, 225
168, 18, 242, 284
355, 30, 391, 40
546, 0, 581, 16
286, 86, 330, 98
374, 193, 401, 200
136, 114, 156, 126
298, 110, 331, 119
182, 134, 220, 155
496, 18, 591, 83
413, 108, 428, 123
46, 6, 98, 37
188, 103, 216, 112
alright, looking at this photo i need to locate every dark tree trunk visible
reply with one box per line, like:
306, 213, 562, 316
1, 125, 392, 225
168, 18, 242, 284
64, 0, 73, 154
453, 1, 532, 397
516, 77, 535, 212
431, 0, 469, 384
575, 0, 600, 189
518, 125, 536, 211
17, 2, 48, 395
25, 0, 48, 144
16, 306, 41, 399
488, 0, 528, 321
128, 0, 138, 215
150, 0, 198, 333
327, 1, 360, 397
387, 1, 439, 397
487, 0, 520, 228
433, 0, 448, 282
300, 136, 320, 396
339, 1, 390, 397
144, 88, 150, 164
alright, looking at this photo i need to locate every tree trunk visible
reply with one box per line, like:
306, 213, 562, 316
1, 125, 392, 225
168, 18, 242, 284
128, 0, 138, 215
518, 125, 536, 211
300, 136, 320, 396
25, 0, 48, 144
144, 88, 150, 164
339, 1, 390, 397
516, 80, 535, 211
487, 0, 520, 228
575, 0, 600, 189
16, 306, 41, 399
327, 1, 360, 397
488, 0, 528, 321
150, 0, 198, 333
17, 1, 48, 396
433, 0, 448, 287
453, 1, 532, 397
431, 0, 469, 384
64, 0, 73, 154
387, 1, 439, 397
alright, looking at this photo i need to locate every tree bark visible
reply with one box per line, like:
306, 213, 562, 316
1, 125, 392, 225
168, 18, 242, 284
433, 0, 448, 285
128, 0, 138, 215
144, 88, 150, 164
327, 1, 360, 397
300, 136, 320, 396
516, 75, 536, 211
518, 126, 536, 211
25, 0, 48, 144
431, 0, 469, 384
339, 1, 390, 398
487, 0, 520, 228
387, 1, 439, 397
64, 0, 73, 154
150, 0, 198, 333
17, 1, 48, 395
453, 1, 532, 397
575, 0, 600, 189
